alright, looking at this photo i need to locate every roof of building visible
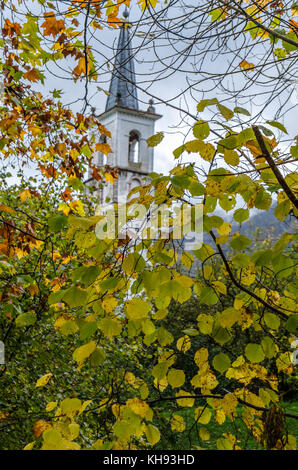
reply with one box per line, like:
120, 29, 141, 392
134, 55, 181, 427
105, 8, 139, 112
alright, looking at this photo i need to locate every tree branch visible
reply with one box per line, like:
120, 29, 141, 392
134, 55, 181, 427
209, 230, 289, 320
252, 125, 298, 211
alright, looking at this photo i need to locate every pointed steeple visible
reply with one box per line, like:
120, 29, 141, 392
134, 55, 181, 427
105, 8, 138, 111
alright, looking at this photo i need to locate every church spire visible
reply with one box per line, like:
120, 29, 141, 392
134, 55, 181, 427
105, 8, 139, 111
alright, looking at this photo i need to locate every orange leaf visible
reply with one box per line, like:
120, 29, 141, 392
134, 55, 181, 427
33, 420, 51, 438
95, 142, 112, 155
105, 172, 115, 184
41, 12, 65, 38
19, 190, 31, 203
0, 204, 15, 214
239, 60, 254, 71
24, 69, 40, 83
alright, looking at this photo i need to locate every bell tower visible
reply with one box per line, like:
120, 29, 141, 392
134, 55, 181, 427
94, 7, 161, 205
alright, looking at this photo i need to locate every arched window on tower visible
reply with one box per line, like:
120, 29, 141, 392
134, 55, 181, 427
128, 131, 140, 164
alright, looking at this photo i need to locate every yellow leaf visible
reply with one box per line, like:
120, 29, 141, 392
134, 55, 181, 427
35, 373, 53, 388
73, 340, 97, 365
219, 307, 240, 328
239, 60, 254, 71
176, 390, 195, 407
23, 442, 35, 450
218, 222, 232, 236
171, 414, 186, 432
46, 401, 58, 412
176, 335, 191, 353
124, 371, 136, 385
167, 369, 185, 388
137, 0, 158, 11
19, 189, 31, 202
195, 406, 212, 425
126, 398, 151, 418
105, 172, 115, 184
102, 295, 118, 313
194, 348, 209, 367
154, 376, 168, 392
199, 427, 210, 440
125, 298, 151, 320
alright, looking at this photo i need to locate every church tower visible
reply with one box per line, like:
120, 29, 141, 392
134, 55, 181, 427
94, 8, 161, 205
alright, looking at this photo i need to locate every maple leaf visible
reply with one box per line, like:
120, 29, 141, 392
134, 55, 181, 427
2, 19, 21, 37
61, 188, 72, 201
19, 189, 31, 202
73, 57, 90, 78
39, 164, 56, 179
23, 69, 41, 83
95, 142, 112, 155
105, 172, 115, 184
91, 166, 103, 181
41, 12, 65, 38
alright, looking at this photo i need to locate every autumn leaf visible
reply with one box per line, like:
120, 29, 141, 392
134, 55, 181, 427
23, 69, 41, 83
239, 60, 255, 71
41, 12, 65, 38
33, 420, 51, 438
35, 373, 53, 388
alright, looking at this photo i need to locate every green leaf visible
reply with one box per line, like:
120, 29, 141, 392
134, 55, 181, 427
193, 120, 210, 140
212, 353, 231, 373
73, 340, 97, 364
245, 343, 265, 363
157, 327, 174, 346
261, 337, 277, 359
98, 317, 122, 339
146, 132, 164, 147
217, 104, 234, 120
15, 313, 36, 327
145, 424, 160, 446
72, 265, 101, 285
264, 313, 280, 330
62, 286, 88, 308
199, 287, 218, 305
79, 320, 98, 340
251, 249, 272, 266
74, 231, 96, 249
218, 135, 239, 150
189, 181, 205, 196
290, 143, 298, 159
266, 120, 288, 134
224, 149, 239, 166
286, 315, 298, 335
90, 347, 106, 366
197, 98, 218, 112
254, 189, 272, 210
48, 214, 68, 232
48, 290, 65, 305
275, 200, 291, 222
152, 362, 168, 380
173, 144, 185, 159
234, 106, 251, 116
230, 234, 252, 251
197, 314, 214, 335
167, 369, 185, 388
233, 208, 249, 223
